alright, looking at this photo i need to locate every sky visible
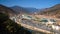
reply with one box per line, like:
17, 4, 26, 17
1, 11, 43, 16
0, 0, 60, 9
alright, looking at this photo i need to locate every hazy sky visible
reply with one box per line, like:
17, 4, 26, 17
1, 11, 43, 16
0, 0, 60, 9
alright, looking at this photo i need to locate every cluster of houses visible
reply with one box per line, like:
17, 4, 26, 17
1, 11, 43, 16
9, 14, 60, 31
21, 14, 60, 31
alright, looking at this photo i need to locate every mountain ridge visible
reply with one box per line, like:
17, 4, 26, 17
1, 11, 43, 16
11, 6, 38, 14
38, 4, 60, 18
0, 4, 15, 16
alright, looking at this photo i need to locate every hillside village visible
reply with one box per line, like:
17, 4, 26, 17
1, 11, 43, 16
10, 14, 60, 34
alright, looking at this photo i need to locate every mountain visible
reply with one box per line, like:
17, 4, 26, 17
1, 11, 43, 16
0, 4, 15, 17
38, 4, 60, 18
11, 6, 29, 14
11, 6, 38, 14
0, 13, 31, 34
24, 7, 38, 13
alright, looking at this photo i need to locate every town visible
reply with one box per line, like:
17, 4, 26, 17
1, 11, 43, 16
10, 14, 60, 34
